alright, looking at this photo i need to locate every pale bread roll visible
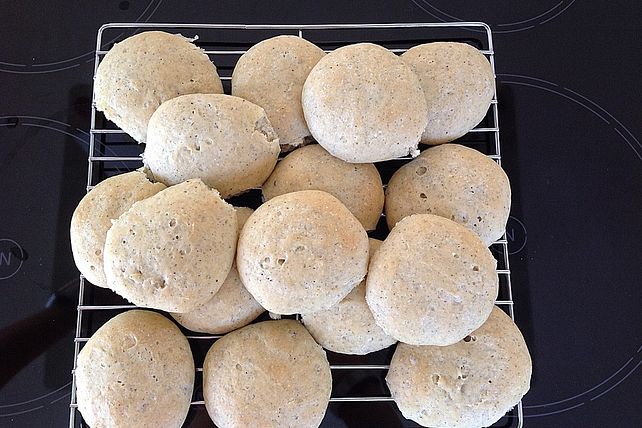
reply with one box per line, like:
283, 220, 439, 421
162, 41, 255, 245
302, 43, 428, 162
232, 35, 325, 151
237, 190, 369, 315
76, 310, 194, 428
262, 144, 384, 230
71, 171, 165, 287
402, 42, 495, 145
94, 31, 223, 143
170, 208, 264, 334
386, 307, 532, 428
203, 320, 331, 428
366, 214, 498, 346
385, 144, 510, 246
302, 239, 396, 354
104, 179, 237, 313
144, 94, 280, 198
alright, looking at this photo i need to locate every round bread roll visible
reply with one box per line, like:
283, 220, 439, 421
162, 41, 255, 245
203, 320, 332, 428
104, 179, 237, 313
302, 43, 428, 163
71, 171, 165, 287
402, 42, 495, 145
386, 306, 532, 428
170, 264, 264, 334
232, 35, 325, 151
144, 94, 280, 198
385, 144, 510, 246
170, 208, 264, 334
94, 31, 223, 143
302, 239, 396, 354
366, 214, 498, 346
262, 144, 384, 230
237, 190, 369, 315
76, 310, 194, 428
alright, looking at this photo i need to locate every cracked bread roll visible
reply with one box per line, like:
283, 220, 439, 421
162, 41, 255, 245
402, 42, 495, 145
262, 144, 384, 230
237, 190, 369, 315
302, 238, 396, 354
302, 43, 428, 163
104, 179, 237, 313
203, 320, 331, 428
170, 207, 264, 334
232, 35, 325, 151
94, 31, 223, 143
71, 171, 165, 287
386, 306, 532, 428
385, 144, 511, 246
76, 310, 194, 428
144, 94, 280, 198
366, 214, 498, 346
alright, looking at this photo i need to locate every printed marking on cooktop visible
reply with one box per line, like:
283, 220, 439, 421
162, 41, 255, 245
410, 0, 576, 33
0, 115, 129, 173
0, 239, 24, 280
0, 0, 164, 74
0, 382, 71, 418
492, 216, 527, 256
498, 74, 641, 418
516, 345, 641, 418
497, 74, 642, 161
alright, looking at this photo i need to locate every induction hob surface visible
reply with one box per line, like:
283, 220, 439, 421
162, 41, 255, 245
1, 1, 640, 428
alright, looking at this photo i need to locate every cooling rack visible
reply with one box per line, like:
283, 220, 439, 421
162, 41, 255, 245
69, 22, 522, 428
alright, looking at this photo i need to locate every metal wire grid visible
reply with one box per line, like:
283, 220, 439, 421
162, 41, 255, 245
69, 22, 522, 428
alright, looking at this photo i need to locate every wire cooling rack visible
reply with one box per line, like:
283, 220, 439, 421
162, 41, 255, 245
69, 22, 522, 428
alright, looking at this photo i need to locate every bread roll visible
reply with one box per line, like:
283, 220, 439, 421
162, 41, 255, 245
262, 144, 384, 230
302, 239, 396, 354
366, 214, 498, 346
76, 310, 194, 428
385, 144, 510, 246
402, 42, 495, 145
232, 35, 325, 150
144, 94, 280, 198
170, 207, 264, 334
94, 31, 223, 143
302, 43, 428, 162
237, 190, 369, 315
104, 179, 237, 313
71, 171, 165, 287
203, 320, 331, 428
387, 307, 531, 428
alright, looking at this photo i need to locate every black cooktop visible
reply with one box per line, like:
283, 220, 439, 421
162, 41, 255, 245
1, 1, 640, 428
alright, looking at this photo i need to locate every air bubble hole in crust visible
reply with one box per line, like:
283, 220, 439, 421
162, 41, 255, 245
260, 257, 271, 269
277, 258, 286, 266
416, 166, 427, 176
419, 193, 427, 199
169, 218, 177, 227
431, 374, 440, 384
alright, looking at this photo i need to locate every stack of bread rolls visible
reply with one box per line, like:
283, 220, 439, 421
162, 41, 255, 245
70, 31, 529, 428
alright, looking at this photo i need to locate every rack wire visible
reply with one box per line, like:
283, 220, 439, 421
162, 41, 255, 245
69, 22, 522, 428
